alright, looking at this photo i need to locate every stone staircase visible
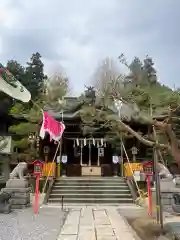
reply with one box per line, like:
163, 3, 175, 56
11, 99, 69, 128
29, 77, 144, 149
48, 177, 133, 205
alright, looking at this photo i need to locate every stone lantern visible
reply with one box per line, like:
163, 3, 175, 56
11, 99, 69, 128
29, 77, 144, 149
131, 146, 138, 162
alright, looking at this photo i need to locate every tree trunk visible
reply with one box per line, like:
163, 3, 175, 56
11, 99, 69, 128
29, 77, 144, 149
117, 118, 180, 166
117, 119, 167, 148
162, 123, 180, 166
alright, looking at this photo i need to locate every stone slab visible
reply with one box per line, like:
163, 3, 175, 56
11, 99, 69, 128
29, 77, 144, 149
11, 198, 29, 205
6, 179, 28, 188
0, 203, 11, 213
78, 230, 96, 240
58, 206, 137, 240
96, 225, 115, 236
164, 214, 180, 239
79, 225, 94, 231
61, 210, 80, 235
2, 190, 30, 199
11, 192, 30, 199
3, 187, 31, 193
106, 208, 136, 240
11, 203, 31, 209
97, 236, 117, 240
58, 235, 77, 240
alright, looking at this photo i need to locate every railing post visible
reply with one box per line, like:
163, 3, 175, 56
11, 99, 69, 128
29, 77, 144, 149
61, 195, 64, 210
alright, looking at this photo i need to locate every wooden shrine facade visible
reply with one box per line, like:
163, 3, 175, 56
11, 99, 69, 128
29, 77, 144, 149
40, 95, 153, 177
40, 117, 116, 177
40, 117, 153, 177
61, 137, 114, 176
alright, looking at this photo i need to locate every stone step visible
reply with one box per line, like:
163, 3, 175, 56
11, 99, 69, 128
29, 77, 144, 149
50, 193, 132, 199
56, 177, 125, 180
48, 197, 133, 204
46, 203, 136, 207
53, 185, 129, 191
51, 189, 131, 194
48, 177, 133, 204
56, 179, 124, 183
54, 182, 127, 186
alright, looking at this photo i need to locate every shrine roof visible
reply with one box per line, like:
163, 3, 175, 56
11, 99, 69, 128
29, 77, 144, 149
45, 109, 80, 120
44, 96, 82, 120
46, 106, 139, 125
44, 95, 153, 125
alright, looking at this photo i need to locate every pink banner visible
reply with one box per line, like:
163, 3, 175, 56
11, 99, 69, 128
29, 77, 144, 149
39, 112, 65, 141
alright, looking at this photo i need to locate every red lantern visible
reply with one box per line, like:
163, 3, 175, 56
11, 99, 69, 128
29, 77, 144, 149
142, 161, 153, 176
32, 160, 44, 177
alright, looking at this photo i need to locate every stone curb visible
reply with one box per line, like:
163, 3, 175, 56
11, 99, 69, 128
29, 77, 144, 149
117, 210, 142, 240
57, 209, 70, 239
164, 222, 180, 240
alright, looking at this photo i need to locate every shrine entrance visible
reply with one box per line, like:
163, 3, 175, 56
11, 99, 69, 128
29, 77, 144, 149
82, 145, 98, 166
63, 138, 114, 176
81, 144, 101, 176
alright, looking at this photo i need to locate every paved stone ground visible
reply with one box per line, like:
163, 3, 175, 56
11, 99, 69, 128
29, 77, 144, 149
58, 206, 139, 240
0, 207, 67, 240
163, 214, 180, 239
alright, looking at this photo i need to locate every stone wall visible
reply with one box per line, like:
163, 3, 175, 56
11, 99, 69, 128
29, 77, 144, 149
152, 190, 178, 213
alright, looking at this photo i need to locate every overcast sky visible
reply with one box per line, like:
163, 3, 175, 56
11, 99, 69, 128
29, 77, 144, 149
0, 0, 180, 94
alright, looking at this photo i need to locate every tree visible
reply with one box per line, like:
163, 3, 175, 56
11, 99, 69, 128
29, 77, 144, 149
25, 52, 47, 99
9, 64, 70, 162
125, 57, 143, 87
0, 60, 25, 114
83, 55, 180, 167
9, 100, 43, 161
117, 56, 180, 167
44, 71, 70, 110
143, 55, 157, 85
6, 60, 26, 86
119, 54, 157, 87
0, 92, 12, 115
8, 53, 46, 161
92, 57, 123, 99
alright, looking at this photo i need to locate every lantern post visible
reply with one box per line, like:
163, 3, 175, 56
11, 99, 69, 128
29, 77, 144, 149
142, 161, 153, 216
32, 160, 44, 214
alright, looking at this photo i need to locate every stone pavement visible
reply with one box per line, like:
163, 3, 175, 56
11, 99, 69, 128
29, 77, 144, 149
0, 207, 67, 240
58, 206, 139, 240
164, 214, 180, 239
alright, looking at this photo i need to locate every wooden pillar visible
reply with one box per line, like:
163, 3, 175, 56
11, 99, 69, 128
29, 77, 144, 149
132, 154, 136, 163
88, 142, 91, 166
97, 147, 100, 166
120, 135, 124, 177
43, 146, 50, 163
57, 139, 62, 178
80, 142, 83, 166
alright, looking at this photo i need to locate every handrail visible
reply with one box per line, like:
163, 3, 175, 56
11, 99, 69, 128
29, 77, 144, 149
42, 140, 61, 194
126, 178, 138, 201
43, 178, 55, 204
122, 142, 143, 198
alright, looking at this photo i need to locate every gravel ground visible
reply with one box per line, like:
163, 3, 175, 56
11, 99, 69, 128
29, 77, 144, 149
0, 207, 68, 240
